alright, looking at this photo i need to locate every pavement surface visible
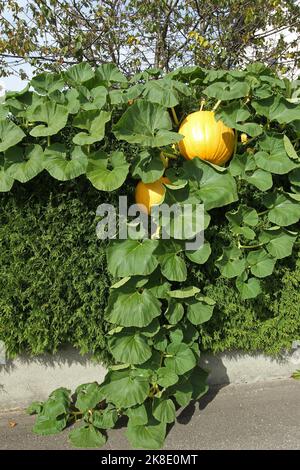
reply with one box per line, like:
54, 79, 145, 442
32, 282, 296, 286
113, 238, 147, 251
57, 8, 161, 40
0, 379, 299, 450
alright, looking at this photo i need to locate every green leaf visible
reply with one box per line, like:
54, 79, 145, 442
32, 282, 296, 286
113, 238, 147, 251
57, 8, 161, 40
64, 63, 95, 85
165, 300, 184, 325
113, 100, 182, 147
126, 404, 148, 426
152, 398, 176, 424
289, 168, 300, 187
216, 246, 246, 278
100, 370, 150, 408
259, 228, 297, 259
0, 120, 25, 152
215, 102, 262, 137
26, 402, 43, 415
186, 300, 214, 325
0, 154, 14, 192
185, 159, 238, 210
168, 286, 200, 299
143, 78, 190, 107
247, 249, 276, 278
33, 415, 67, 436
81, 86, 107, 111
252, 95, 300, 124
254, 134, 297, 174
5, 144, 44, 183
28, 101, 69, 137
44, 144, 88, 181
92, 407, 118, 429
264, 192, 300, 226
236, 276, 262, 300
126, 420, 166, 450
245, 169, 273, 191
204, 80, 250, 100
131, 150, 164, 183
165, 343, 196, 375
86, 150, 129, 191
185, 241, 211, 264
108, 331, 152, 365
31, 72, 64, 95
160, 252, 187, 282
284, 135, 299, 161
75, 383, 103, 412
69, 425, 106, 448
106, 287, 161, 327
107, 239, 159, 277
73, 110, 111, 145
157, 367, 179, 388
226, 206, 258, 240
95, 63, 127, 85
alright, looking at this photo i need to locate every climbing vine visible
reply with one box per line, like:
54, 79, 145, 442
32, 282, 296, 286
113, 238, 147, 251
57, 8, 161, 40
1, 62, 300, 449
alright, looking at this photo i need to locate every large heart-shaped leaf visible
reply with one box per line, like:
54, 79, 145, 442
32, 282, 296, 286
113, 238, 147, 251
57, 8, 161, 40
95, 63, 127, 85
247, 249, 276, 278
113, 100, 182, 147
27, 100, 69, 137
0, 120, 25, 152
86, 150, 129, 191
5, 144, 44, 183
31, 72, 64, 95
216, 245, 246, 278
107, 239, 159, 277
69, 425, 106, 448
126, 419, 166, 450
259, 227, 297, 259
164, 343, 196, 375
64, 63, 95, 85
184, 159, 238, 210
44, 144, 88, 181
75, 383, 103, 412
100, 370, 149, 408
254, 134, 297, 174
108, 331, 152, 365
152, 398, 176, 423
106, 287, 161, 327
215, 102, 263, 137
204, 80, 250, 100
263, 192, 300, 226
131, 150, 165, 183
186, 299, 214, 325
73, 110, 111, 145
236, 276, 262, 300
81, 86, 108, 111
143, 78, 190, 108
252, 95, 300, 124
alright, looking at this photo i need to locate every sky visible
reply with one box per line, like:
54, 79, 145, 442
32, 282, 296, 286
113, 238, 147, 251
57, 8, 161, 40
1, 0, 299, 91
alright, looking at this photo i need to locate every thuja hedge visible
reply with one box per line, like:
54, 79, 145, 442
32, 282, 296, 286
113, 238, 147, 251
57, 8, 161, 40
1, 62, 300, 449
1, 173, 299, 359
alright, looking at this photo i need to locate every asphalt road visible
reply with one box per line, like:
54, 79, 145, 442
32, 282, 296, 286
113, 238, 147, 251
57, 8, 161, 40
0, 379, 299, 450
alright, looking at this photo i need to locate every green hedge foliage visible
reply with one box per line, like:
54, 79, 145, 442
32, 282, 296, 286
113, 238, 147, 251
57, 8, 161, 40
1, 174, 299, 360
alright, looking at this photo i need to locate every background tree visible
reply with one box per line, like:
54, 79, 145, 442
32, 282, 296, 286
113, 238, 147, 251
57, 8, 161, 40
0, 0, 299, 80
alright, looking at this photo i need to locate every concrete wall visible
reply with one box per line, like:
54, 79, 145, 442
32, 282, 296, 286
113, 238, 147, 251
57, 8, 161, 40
1, 346, 300, 410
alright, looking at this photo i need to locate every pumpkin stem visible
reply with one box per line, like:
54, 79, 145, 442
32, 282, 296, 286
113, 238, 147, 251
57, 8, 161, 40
212, 99, 221, 111
171, 107, 179, 126
47, 135, 51, 147
200, 99, 205, 111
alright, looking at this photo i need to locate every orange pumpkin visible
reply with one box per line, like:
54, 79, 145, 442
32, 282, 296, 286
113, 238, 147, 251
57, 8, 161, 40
135, 177, 170, 215
178, 110, 235, 166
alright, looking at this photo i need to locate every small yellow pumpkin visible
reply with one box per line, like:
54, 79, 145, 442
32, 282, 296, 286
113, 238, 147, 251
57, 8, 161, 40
178, 110, 235, 166
135, 177, 169, 215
